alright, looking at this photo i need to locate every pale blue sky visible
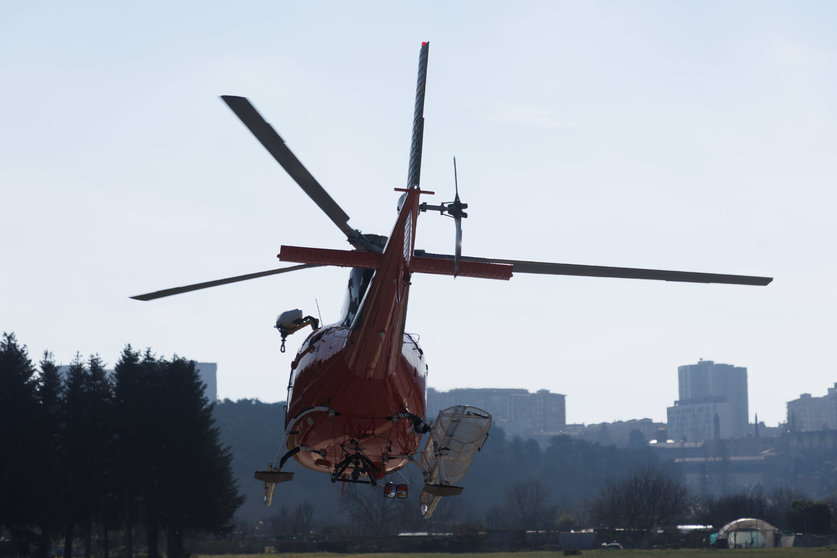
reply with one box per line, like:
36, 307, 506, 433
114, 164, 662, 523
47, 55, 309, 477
2, 2, 835, 426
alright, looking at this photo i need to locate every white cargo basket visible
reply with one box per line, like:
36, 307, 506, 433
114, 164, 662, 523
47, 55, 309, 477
419, 405, 491, 518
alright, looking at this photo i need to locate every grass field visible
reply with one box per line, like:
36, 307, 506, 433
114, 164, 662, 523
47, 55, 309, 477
199, 548, 837, 558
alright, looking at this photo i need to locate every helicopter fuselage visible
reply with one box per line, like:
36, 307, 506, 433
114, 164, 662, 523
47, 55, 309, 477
281, 186, 428, 482
285, 323, 427, 480
277, 186, 512, 482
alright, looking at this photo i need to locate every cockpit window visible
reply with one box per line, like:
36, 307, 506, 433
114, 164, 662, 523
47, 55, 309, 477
340, 267, 375, 327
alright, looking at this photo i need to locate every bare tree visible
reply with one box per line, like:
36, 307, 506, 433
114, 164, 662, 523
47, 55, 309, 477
340, 484, 418, 537
591, 465, 692, 530
486, 479, 555, 530
269, 501, 314, 535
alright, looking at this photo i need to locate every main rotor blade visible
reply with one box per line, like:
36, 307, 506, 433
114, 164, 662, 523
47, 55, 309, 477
406, 42, 430, 188
416, 252, 772, 286
221, 95, 360, 243
131, 264, 321, 301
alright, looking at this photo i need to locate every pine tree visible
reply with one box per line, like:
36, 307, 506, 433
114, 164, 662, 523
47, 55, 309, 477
113, 346, 163, 558
113, 346, 140, 558
85, 355, 115, 558
0, 333, 40, 552
33, 352, 66, 558
112, 349, 242, 558
58, 354, 115, 558
155, 357, 243, 558
61, 355, 87, 558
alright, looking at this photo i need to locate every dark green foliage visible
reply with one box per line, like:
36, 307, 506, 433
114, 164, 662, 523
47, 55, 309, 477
33, 352, 64, 558
112, 345, 153, 558
788, 498, 833, 534
556, 512, 580, 531
1, 335, 242, 558
155, 357, 243, 556
61, 354, 115, 558
112, 349, 243, 558
695, 489, 835, 534
696, 491, 785, 531
0, 333, 41, 550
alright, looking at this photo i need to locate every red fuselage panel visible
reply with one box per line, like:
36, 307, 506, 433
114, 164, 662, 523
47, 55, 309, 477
285, 324, 427, 479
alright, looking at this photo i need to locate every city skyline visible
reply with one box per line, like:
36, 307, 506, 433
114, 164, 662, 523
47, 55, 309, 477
46, 351, 836, 431
42, 352, 822, 427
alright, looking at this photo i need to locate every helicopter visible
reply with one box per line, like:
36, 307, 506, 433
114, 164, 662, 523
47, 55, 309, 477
132, 42, 772, 518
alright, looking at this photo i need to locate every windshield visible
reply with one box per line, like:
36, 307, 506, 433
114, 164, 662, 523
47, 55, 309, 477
340, 267, 374, 327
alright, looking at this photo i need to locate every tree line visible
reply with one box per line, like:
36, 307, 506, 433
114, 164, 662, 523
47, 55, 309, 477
214, 398, 681, 533
6, 326, 834, 554
0, 333, 242, 558
214, 398, 836, 541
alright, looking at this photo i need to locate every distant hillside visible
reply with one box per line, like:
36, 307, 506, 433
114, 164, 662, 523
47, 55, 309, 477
213, 399, 344, 526
212, 399, 666, 529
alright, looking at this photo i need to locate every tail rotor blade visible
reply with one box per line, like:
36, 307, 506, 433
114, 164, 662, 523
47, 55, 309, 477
453, 156, 460, 201
451, 156, 466, 277
454, 217, 463, 277
407, 42, 430, 188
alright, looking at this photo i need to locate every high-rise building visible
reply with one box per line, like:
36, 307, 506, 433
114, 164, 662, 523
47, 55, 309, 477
787, 384, 837, 432
426, 387, 566, 440
666, 360, 748, 442
195, 362, 218, 401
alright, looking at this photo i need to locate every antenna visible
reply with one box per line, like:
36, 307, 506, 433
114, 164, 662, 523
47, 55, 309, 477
315, 298, 323, 325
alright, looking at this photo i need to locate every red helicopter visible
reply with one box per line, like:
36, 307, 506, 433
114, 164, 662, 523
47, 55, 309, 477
133, 42, 772, 517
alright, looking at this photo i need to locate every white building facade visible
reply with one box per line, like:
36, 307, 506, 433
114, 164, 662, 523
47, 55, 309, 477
787, 383, 837, 432
666, 360, 748, 442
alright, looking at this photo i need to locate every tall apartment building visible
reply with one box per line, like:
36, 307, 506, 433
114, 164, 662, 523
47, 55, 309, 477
195, 362, 218, 401
787, 383, 837, 432
426, 387, 566, 440
666, 360, 748, 442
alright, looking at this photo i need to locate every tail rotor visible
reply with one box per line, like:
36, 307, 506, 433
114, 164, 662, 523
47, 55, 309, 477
418, 156, 468, 277
449, 157, 468, 276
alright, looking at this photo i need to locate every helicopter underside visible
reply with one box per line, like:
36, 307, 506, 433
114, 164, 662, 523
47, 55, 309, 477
283, 324, 428, 482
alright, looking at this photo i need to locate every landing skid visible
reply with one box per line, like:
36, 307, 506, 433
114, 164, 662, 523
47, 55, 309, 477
255, 464, 295, 506
254, 470, 295, 483
422, 483, 463, 497
419, 483, 463, 519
